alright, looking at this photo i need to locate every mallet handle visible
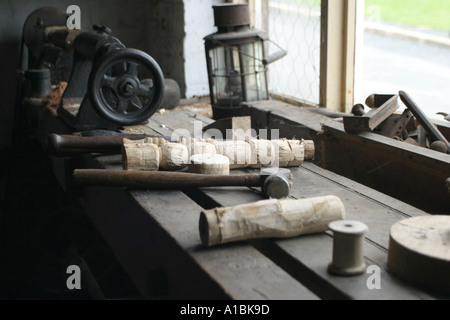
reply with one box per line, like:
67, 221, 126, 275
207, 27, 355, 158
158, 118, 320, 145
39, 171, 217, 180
73, 169, 262, 189
46, 134, 171, 156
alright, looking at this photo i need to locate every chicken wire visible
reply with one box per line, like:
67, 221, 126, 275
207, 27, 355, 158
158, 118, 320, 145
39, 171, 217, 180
266, 0, 321, 105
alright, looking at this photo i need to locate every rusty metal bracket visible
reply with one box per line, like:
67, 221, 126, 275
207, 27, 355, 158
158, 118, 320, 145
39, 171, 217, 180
379, 109, 413, 138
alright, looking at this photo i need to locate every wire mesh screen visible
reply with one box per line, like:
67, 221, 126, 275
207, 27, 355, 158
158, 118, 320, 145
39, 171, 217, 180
267, 0, 321, 105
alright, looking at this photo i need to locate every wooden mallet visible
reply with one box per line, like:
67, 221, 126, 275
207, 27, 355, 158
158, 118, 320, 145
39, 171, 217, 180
72, 167, 292, 199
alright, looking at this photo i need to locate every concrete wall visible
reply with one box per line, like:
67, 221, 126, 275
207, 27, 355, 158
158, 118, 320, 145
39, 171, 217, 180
183, 0, 223, 98
0, 0, 186, 149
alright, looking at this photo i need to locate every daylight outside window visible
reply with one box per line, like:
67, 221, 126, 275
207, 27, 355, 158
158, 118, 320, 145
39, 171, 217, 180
357, 0, 450, 121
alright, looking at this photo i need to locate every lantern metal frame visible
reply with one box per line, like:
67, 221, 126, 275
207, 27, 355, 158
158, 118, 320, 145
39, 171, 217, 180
204, 3, 286, 120
204, 28, 269, 119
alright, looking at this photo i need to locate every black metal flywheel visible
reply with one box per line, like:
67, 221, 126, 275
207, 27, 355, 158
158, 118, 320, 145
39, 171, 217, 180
89, 48, 165, 126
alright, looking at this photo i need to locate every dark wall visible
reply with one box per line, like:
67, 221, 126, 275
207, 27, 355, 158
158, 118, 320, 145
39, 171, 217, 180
0, 0, 185, 149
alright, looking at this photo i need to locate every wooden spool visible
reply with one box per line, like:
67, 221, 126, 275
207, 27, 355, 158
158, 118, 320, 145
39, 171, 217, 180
301, 139, 315, 160
123, 137, 167, 147
387, 215, 450, 295
159, 143, 189, 171
189, 141, 217, 157
248, 139, 276, 168
122, 141, 159, 171
213, 140, 252, 169
188, 153, 230, 175
123, 137, 315, 171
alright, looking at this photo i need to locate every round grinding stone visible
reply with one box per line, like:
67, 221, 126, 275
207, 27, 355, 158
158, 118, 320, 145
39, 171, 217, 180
387, 215, 450, 294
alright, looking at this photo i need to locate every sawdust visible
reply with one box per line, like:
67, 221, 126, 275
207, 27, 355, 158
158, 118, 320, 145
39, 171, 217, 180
45, 82, 68, 116
171, 103, 213, 119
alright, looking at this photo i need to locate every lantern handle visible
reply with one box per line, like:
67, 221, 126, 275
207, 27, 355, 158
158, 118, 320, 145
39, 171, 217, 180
263, 49, 287, 65
263, 38, 288, 65
210, 38, 287, 66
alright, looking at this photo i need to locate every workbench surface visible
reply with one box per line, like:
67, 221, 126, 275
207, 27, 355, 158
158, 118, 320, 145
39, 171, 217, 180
41, 104, 447, 300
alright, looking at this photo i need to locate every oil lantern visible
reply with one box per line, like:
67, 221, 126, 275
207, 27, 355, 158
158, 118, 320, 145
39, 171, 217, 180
204, 3, 285, 120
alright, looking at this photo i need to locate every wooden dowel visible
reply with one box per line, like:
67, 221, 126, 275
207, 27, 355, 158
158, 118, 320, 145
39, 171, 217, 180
122, 138, 315, 171
199, 195, 346, 247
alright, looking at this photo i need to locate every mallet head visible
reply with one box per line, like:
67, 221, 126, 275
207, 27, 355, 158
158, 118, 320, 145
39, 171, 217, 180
260, 168, 292, 199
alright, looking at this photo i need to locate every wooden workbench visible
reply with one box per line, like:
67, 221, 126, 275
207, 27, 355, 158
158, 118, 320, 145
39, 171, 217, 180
32, 100, 448, 300
240, 100, 450, 214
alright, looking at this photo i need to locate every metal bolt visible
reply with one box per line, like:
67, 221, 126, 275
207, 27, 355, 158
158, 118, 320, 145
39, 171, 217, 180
328, 220, 368, 276
123, 83, 134, 95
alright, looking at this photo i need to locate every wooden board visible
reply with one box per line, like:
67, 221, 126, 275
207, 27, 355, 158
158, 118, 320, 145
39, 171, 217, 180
321, 120, 450, 214
242, 100, 329, 133
139, 108, 440, 299
85, 154, 318, 300
342, 94, 399, 133
200, 165, 433, 300
33, 100, 450, 299
242, 101, 450, 215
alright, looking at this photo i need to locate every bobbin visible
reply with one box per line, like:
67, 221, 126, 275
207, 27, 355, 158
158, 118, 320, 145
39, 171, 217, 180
328, 220, 368, 276
188, 153, 230, 175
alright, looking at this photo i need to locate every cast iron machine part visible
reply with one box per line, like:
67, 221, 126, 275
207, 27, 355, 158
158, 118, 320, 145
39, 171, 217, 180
72, 167, 293, 199
20, 7, 170, 131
